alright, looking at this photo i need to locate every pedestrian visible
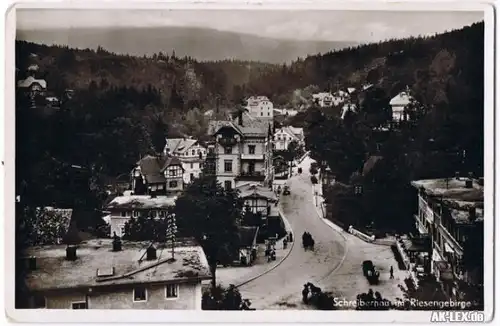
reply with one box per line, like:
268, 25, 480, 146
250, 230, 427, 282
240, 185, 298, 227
283, 238, 288, 249
289, 232, 293, 242
302, 284, 310, 304
390, 266, 394, 279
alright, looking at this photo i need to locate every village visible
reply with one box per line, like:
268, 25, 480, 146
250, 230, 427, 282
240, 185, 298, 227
15, 57, 484, 311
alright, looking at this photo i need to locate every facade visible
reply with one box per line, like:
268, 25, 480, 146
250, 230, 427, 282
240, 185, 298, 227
410, 176, 484, 297
164, 138, 207, 184
206, 112, 273, 189
237, 183, 278, 219
273, 126, 304, 151
390, 90, 414, 122
246, 96, 274, 118
106, 195, 177, 237
23, 238, 211, 309
131, 155, 184, 196
312, 92, 334, 107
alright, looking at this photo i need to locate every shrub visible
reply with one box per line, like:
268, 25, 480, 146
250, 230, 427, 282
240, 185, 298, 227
202, 284, 253, 310
310, 175, 318, 184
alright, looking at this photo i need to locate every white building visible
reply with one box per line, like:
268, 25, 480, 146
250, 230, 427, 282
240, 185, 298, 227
246, 96, 273, 118
390, 90, 414, 122
106, 195, 177, 237
164, 138, 207, 184
312, 92, 333, 107
273, 126, 304, 151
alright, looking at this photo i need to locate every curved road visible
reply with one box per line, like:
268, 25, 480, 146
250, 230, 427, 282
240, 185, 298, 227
238, 171, 347, 309
238, 157, 404, 310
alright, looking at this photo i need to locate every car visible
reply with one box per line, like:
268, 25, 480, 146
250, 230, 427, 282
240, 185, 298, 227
283, 185, 291, 195
362, 260, 380, 284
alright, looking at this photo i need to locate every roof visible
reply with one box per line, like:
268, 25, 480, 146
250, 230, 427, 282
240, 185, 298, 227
136, 155, 167, 184
237, 183, 278, 202
362, 155, 384, 176
347, 87, 356, 94
25, 238, 211, 291
17, 76, 47, 89
45, 97, 59, 102
165, 138, 200, 155
208, 114, 271, 138
106, 195, 177, 210
312, 92, 333, 99
161, 156, 183, 172
390, 91, 413, 106
27, 64, 39, 71
237, 226, 259, 248
411, 177, 484, 224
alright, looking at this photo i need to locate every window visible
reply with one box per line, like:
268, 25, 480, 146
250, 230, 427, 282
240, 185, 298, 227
192, 150, 195, 155
121, 211, 126, 217
197, 149, 201, 154
190, 173, 194, 181
133, 211, 139, 217
150, 211, 157, 218
268, 112, 270, 116
190, 163, 193, 169
133, 287, 147, 302
261, 112, 263, 116
248, 145, 256, 154
169, 169, 177, 177
120, 225, 126, 236
158, 183, 164, 190
33, 295, 46, 308
169, 181, 178, 188
71, 301, 87, 309
159, 210, 165, 218
224, 181, 232, 190
165, 284, 179, 299
224, 146, 232, 154
224, 160, 232, 172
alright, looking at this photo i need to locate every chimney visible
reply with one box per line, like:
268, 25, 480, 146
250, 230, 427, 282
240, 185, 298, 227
66, 245, 78, 261
112, 232, 122, 252
468, 207, 476, 222
238, 111, 243, 126
146, 245, 157, 260
455, 172, 460, 180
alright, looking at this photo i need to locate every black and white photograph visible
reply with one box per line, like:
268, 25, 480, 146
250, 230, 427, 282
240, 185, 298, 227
5, 0, 494, 323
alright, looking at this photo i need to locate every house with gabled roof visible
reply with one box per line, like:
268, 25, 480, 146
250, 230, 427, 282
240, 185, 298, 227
17, 76, 47, 98
131, 154, 184, 196
273, 126, 304, 151
164, 137, 207, 184
390, 87, 414, 122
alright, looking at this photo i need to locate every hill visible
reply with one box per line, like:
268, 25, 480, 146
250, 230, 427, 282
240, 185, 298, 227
17, 26, 357, 64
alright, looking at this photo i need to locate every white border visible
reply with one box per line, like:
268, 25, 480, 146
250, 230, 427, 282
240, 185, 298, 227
3, 0, 495, 324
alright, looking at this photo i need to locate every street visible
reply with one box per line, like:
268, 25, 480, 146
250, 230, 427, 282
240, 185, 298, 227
238, 156, 404, 309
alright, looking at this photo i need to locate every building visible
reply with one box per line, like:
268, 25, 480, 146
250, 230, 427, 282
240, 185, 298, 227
236, 226, 259, 266
340, 103, 357, 120
390, 89, 414, 122
17, 76, 47, 98
237, 183, 278, 219
273, 108, 298, 117
246, 96, 274, 118
332, 90, 349, 106
312, 92, 334, 108
273, 126, 304, 151
106, 195, 177, 237
164, 138, 207, 184
131, 155, 184, 196
410, 175, 484, 297
206, 112, 274, 189
22, 238, 211, 309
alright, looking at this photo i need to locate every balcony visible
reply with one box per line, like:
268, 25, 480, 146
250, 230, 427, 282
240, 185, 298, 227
241, 153, 265, 160
236, 171, 266, 182
218, 137, 237, 146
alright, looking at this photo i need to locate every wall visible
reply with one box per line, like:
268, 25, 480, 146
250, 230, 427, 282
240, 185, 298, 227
244, 198, 269, 216
240, 161, 264, 174
39, 282, 202, 310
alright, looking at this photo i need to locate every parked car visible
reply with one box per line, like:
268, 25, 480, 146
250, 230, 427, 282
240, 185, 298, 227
362, 260, 380, 285
283, 185, 290, 195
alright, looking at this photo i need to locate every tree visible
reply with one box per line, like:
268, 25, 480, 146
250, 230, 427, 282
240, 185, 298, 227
174, 176, 243, 287
122, 210, 172, 243
202, 284, 253, 310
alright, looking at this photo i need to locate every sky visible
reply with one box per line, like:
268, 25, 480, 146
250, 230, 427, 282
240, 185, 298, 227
16, 9, 484, 43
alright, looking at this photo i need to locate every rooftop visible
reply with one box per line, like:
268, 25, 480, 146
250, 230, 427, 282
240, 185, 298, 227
106, 195, 177, 210
390, 91, 413, 107
237, 183, 278, 202
25, 238, 211, 291
17, 76, 47, 89
208, 114, 271, 137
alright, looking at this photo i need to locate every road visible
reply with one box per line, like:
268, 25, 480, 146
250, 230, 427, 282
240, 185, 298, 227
238, 156, 404, 310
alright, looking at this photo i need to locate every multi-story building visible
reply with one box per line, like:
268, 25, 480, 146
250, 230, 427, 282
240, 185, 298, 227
131, 155, 184, 196
164, 138, 207, 184
273, 126, 304, 151
410, 175, 484, 297
23, 238, 211, 309
105, 195, 177, 237
246, 96, 274, 118
206, 112, 273, 190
